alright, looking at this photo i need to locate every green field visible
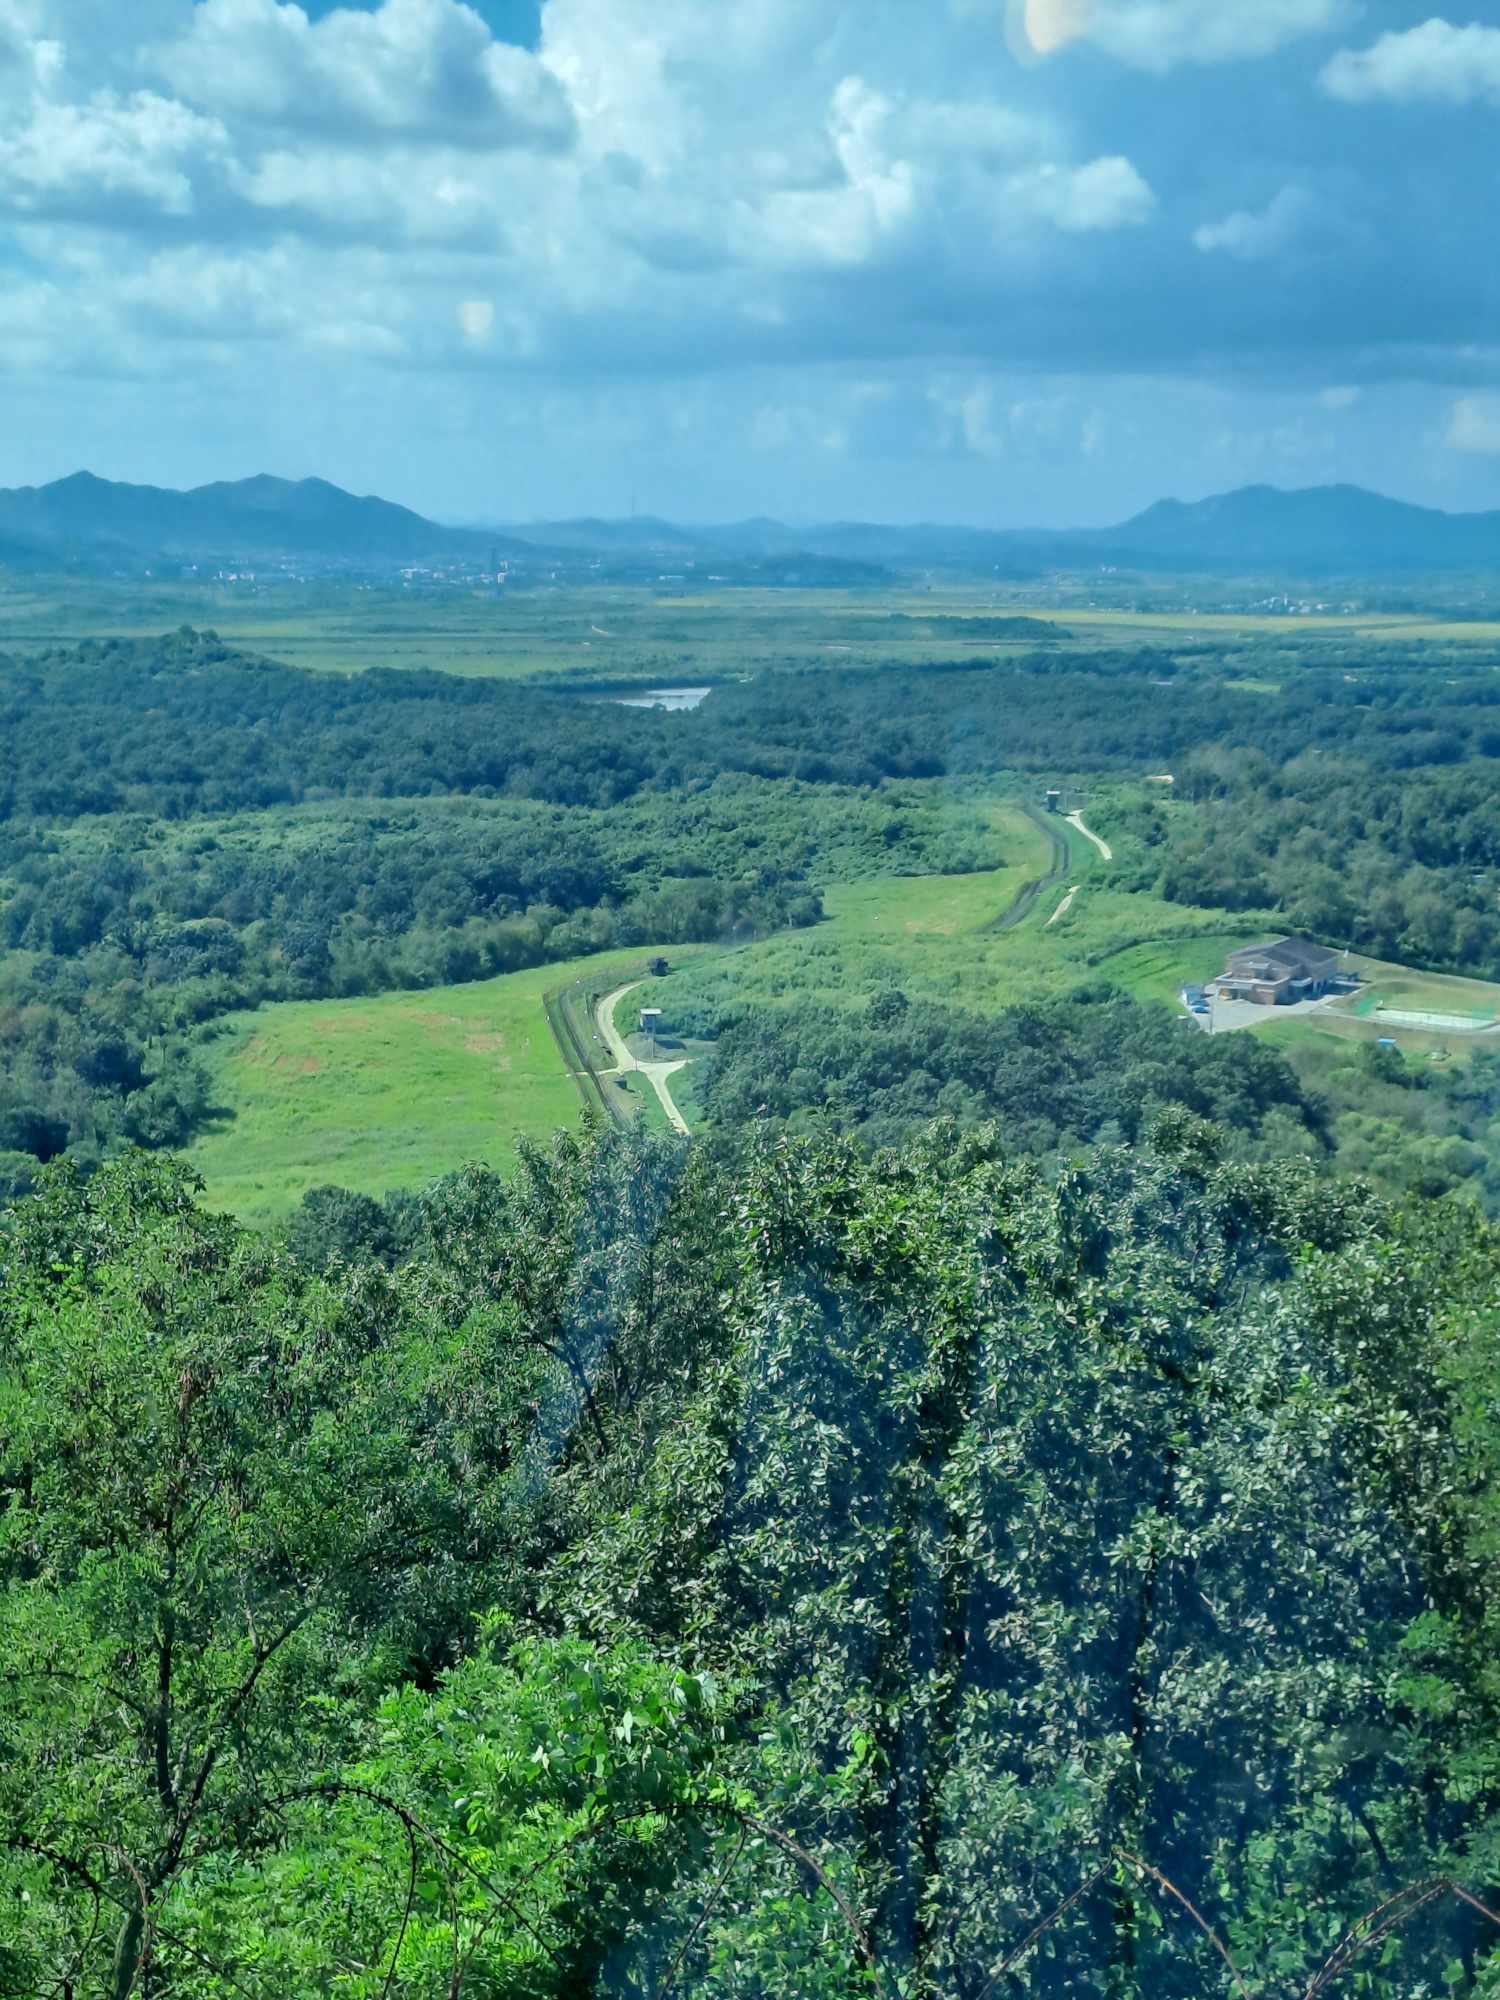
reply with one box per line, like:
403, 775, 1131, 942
1338, 955, 1500, 1021
183, 947, 675, 1224
1089, 932, 1251, 1006
140, 786, 1500, 1218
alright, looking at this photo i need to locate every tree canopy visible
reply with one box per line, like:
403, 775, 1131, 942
4, 1126, 1499, 1996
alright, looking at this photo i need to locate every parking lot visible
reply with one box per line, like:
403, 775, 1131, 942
1180, 993, 1343, 1036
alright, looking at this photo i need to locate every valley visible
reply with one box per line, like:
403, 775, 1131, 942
5, 579, 1500, 1226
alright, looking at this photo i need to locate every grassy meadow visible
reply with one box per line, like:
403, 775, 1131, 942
661, 810, 1261, 1030
1337, 955, 1500, 1023
183, 947, 675, 1224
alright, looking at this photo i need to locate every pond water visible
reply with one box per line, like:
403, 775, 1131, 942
613, 687, 712, 711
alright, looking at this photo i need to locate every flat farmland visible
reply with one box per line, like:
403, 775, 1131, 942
11, 577, 1499, 687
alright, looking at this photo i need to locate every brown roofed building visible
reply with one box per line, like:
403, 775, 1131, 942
1216, 937, 1343, 1007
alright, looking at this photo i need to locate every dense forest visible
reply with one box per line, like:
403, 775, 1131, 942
3, 1126, 1499, 1995
677, 987, 1500, 1209
695, 986, 1325, 1152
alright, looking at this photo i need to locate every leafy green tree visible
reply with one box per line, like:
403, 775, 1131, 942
0, 1157, 499, 1996
283, 1183, 409, 1270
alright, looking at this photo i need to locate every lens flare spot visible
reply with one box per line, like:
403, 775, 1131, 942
456, 300, 495, 346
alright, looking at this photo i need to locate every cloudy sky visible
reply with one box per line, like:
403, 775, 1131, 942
0, 0, 1498, 524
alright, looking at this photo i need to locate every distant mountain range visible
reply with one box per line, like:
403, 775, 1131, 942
2, 471, 1498, 575
482, 482, 1500, 573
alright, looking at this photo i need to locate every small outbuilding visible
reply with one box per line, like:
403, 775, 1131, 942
648, 956, 670, 977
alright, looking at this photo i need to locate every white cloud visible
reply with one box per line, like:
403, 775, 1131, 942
113, 244, 303, 338
1194, 185, 1311, 261
926, 377, 1111, 463
232, 143, 510, 244
1007, 154, 1156, 231
156, 0, 575, 149
734, 75, 1152, 272
1321, 20, 1500, 106
0, 89, 229, 215
950, 382, 1010, 458
744, 78, 916, 270
1318, 384, 1360, 411
1447, 394, 1500, 454
1058, 0, 1351, 71
0, 0, 1467, 501
0, 0, 62, 87
900, 98, 1057, 161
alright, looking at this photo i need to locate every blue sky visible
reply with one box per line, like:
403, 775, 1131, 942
0, 0, 1497, 525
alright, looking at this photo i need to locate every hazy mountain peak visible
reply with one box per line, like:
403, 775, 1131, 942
1, 471, 1498, 576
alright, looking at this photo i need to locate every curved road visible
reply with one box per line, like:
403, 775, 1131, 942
597, 982, 692, 1136
569, 808, 1115, 1139
1066, 811, 1113, 862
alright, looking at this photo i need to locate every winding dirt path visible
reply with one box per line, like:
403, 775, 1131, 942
597, 982, 692, 1136
1066, 812, 1113, 862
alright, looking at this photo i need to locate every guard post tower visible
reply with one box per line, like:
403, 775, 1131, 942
639, 1007, 663, 1058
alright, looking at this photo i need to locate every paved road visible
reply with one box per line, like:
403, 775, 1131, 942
597, 982, 692, 1136
1047, 885, 1081, 927
1066, 812, 1113, 862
